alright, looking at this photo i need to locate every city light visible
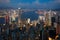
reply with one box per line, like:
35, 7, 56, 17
54, 12, 56, 15
18, 8, 21, 9
39, 16, 43, 20
0, 0, 60, 40
27, 18, 30, 24
0, 9, 60, 40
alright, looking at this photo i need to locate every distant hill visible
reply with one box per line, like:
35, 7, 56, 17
52, 8, 60, 11
0, 6, 17, 10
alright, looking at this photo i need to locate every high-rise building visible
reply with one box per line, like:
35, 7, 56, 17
27, 18, 30, 24
56, 12, 60, 34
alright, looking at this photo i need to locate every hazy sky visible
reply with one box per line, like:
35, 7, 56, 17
0, 0, 60, 9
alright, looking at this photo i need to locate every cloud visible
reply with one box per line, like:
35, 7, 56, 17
18, 0, 40, 7
55, 0, 60, 3
0, 0, 59, 9
0, 0, 10, 3
33, 0, 40, 5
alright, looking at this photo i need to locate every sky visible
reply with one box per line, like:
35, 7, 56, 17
0, 0, 60, 9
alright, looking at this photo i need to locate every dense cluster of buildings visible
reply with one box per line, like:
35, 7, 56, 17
0, 9, 60, 33
0, 9, 60, 40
